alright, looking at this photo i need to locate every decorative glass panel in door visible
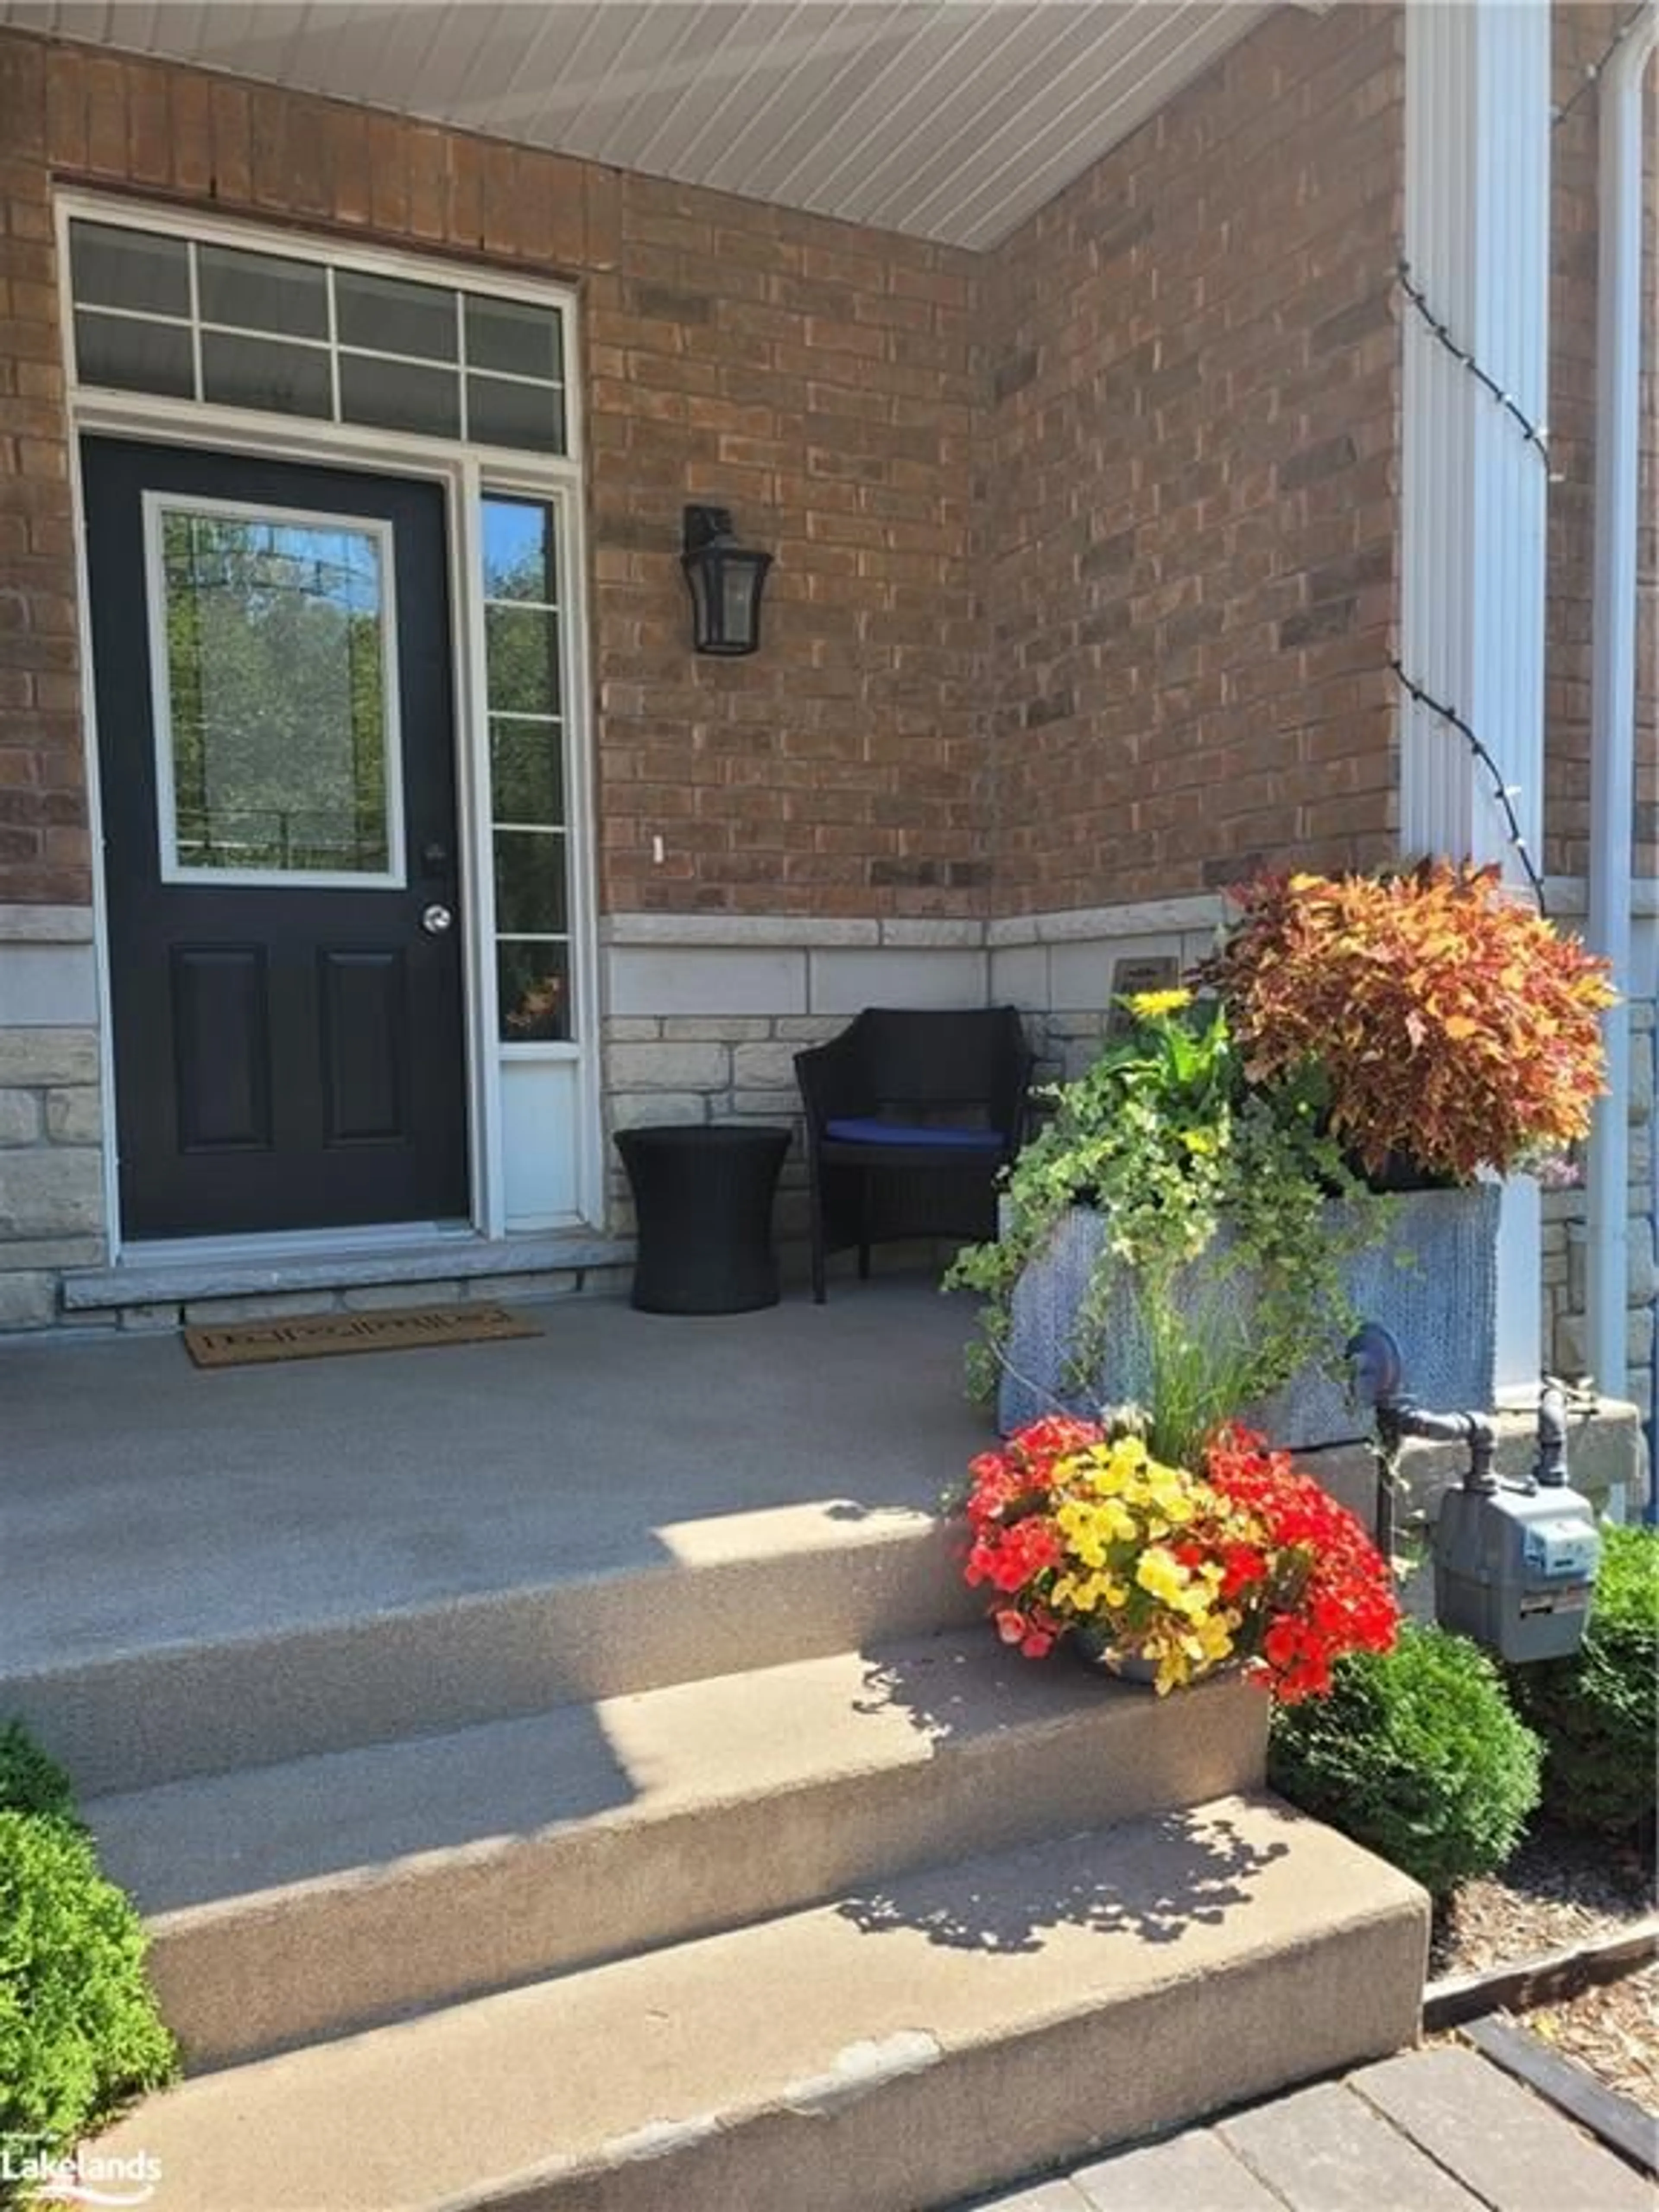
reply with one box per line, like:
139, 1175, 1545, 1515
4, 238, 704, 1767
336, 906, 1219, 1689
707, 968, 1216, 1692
153, 506, 401, 882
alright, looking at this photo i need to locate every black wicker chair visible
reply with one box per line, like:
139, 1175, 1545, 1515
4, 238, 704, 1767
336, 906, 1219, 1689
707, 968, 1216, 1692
794, 1006, 1032, 1302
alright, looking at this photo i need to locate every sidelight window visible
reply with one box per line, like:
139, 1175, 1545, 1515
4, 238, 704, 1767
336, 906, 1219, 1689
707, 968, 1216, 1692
481, 497, 572, 1044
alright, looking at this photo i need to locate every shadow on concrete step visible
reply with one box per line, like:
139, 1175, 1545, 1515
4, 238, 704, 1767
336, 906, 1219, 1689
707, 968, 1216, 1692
837, 1802, 1294, 1955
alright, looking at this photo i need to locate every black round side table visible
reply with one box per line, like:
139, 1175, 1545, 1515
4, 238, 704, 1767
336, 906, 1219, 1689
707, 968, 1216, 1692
614, 1123, 792, 1314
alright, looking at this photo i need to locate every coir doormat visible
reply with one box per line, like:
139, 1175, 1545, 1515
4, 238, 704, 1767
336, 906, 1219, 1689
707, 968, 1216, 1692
183, 1303, 543, 1369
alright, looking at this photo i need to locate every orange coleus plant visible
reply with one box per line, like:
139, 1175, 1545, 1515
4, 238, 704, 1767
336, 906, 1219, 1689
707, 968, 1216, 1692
1203, 864, 1616, 1184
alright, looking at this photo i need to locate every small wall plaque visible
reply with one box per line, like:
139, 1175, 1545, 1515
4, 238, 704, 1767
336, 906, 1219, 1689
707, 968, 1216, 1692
1105, 953, 1182, 1037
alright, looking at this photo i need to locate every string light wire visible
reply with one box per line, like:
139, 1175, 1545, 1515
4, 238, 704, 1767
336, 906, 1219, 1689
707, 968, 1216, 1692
1552, 3, 1653, 131
1389, 660, 1549, 915
1396, 262, 1552, 469
1388, 11, 1655, 920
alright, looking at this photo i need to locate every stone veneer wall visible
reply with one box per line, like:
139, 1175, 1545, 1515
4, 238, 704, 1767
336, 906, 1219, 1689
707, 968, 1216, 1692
1540, 893, 1657, 1422
599, 920, 989, 1258
0, 904, 105, 1326
596, 903, 1230, 1271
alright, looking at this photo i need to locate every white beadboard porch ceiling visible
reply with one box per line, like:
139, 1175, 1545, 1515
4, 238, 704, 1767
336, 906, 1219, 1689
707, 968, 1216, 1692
0, 1, 1273, 248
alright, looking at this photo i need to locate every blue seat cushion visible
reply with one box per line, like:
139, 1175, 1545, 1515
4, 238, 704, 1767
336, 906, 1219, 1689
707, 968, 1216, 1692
824, 1117, 1005, 1150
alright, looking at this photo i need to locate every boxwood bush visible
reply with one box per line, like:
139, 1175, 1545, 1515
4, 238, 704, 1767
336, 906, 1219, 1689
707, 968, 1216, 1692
0, 1724, 176, 2200
1268, 1622, 1542, 1896
1505, 1522, 1659, 1840
0, 1721, 80, 1828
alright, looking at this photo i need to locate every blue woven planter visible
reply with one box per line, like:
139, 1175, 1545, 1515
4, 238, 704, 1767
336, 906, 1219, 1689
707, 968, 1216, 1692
997, 1186, 1501, 1448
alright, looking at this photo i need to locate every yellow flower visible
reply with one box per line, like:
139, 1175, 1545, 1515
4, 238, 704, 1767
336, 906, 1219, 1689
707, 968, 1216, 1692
1080, 1452, 1126, 1498
1056, 1516, 1105, 1570
1058, 1497, 1138, 1555
1182, 1615, 1237, 1666
1135, 1547, 1189, 1607
1126, 987, 1193, 1019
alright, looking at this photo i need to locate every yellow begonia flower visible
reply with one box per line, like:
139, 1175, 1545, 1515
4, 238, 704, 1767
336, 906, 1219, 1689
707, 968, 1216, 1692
1135, 1548, 1189, 1606
1058, 1498, 1137, 1552
1183, 1616, 1236, 1665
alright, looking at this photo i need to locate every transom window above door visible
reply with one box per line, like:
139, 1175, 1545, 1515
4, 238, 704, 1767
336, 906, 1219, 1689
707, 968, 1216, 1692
68, 218, 569, 458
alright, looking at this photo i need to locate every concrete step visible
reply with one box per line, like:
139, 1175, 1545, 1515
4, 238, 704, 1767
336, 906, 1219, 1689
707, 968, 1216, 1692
87, 1633, 1268, 2072
89, 1793, 1429, 2212
8, 1498, 979, 1796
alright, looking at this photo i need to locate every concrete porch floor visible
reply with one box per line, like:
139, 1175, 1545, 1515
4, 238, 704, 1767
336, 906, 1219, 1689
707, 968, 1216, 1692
0, 1273, 991, 1677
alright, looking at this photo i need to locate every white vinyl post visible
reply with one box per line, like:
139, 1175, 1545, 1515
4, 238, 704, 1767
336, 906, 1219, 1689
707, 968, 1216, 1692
1401, 0, 1552, 1395
1585, 8, 1659, 1407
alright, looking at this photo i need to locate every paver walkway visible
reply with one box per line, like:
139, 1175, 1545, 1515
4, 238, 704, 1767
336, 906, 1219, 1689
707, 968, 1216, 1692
969, 2045, 1656, 2212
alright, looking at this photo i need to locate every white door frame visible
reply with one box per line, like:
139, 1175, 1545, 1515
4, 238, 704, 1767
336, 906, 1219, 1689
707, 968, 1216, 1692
55, 190, 603, 1259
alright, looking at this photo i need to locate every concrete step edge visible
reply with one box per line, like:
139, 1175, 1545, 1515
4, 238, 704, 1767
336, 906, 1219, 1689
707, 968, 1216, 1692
8, 1504, 979, 1795
89, 1794, 1430, 2212
93, 1639, 1268, 2070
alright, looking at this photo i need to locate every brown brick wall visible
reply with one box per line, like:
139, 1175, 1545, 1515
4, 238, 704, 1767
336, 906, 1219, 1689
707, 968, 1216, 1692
588, 183, 985, 918
0, 30, 988, 922
983, 4, 1404, 917
0, 39, 84, 906
1545, 3, 1659, 884
2, 10, 1642, 928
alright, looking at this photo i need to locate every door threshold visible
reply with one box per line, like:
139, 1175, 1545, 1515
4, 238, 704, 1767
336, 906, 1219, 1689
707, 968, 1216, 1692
61, 1230, 632, 1313
125, 1222, 474, 1267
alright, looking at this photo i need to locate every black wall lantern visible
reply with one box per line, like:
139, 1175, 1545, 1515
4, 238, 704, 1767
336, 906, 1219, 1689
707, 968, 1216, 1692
682, 504, 772, 656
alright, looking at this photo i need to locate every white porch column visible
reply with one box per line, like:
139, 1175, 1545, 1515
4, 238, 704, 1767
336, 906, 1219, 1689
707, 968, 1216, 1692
1401, 0, 1552, 1395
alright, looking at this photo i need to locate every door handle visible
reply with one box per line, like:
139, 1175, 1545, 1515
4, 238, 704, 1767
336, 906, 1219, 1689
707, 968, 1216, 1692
420, 903, 454, 936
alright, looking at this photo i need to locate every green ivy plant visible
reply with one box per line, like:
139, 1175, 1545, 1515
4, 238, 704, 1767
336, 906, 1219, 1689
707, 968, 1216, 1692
944, 990, 1379, 1445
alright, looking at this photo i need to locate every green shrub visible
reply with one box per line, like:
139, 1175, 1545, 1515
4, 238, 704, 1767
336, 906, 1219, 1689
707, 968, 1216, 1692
1506, 1522, 1659, 1838
1268, 1622, 1542, 1896
0, 1729, 176, 2204
0, 1721, 80, 1827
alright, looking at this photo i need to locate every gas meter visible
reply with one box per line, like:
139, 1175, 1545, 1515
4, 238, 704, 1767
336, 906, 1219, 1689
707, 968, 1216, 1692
1348, 1326, 1601, 1664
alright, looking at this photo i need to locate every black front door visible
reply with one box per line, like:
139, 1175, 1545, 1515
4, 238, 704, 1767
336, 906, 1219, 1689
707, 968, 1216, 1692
83, 438, 469, 1239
